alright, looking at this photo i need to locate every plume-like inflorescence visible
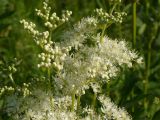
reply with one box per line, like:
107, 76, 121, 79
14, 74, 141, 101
57, 19, 142, 95
99, 95, 132, 120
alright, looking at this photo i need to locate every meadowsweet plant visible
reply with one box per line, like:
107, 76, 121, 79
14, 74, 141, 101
2, 0, 143, 119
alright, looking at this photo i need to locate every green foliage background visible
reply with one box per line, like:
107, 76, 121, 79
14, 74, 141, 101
0, 0, 160, 120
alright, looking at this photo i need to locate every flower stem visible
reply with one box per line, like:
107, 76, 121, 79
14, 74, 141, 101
48, 68, 54, 110
100, 25, 107, 43
92, 92, 97, 109
131, 0, 137, 113
71, 92, 75, 111
132, 0, 137, 47
144, 37, 153, 115
106, 82, 110, 96
110, 3, 117, 14
77, 95, 81, 111
9, 73, 16, 88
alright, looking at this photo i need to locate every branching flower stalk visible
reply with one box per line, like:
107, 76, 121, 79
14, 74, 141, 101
100, 24, 107, 43
8, 65, 17, 88
20, 0, 72, 111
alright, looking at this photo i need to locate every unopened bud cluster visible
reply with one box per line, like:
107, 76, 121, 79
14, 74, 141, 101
20, 20, 39, 36
94, 8, 126, 24
21, 1, 72, 71
110, 0, 121, 3
22, 83, 31, 97
0, 86, 14, 96
37, 45, 71, 70
21, 18, 69, 70
8, 64, 17, 73
35, 1, 72, 29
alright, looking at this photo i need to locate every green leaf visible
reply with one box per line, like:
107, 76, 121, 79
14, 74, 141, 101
0, 99, 4, 109
138, 23, 146, 35
152, 109, 160, 120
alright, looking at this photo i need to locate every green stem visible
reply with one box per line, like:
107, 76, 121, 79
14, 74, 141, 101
92, 93, 97, 109
144, 39, 152, 114
100, 1, 118, 44
132, 0, 137, 47
47, 68, 51, 92
77, 95, 81, 111
131, 0, 137, 113
48, 68, 54, 110
48, 27, 54, 109
106, 82, 110, 96
49, 29, 52, 41
71, 92, 75, 111
48, 68, 51, 79
71, 79, 96, 112
9, 73, 16, 88
145, 0, 149, 15
110, 3, 117, 15
100, 25, 107, 43
131, 89, 135, 113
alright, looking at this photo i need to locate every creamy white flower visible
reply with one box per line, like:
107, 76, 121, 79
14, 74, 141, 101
99, 95, 132, 120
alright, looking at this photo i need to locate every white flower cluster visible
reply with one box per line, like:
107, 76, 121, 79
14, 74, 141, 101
94, 8, 126, 24
90, 82, 101, 93
82, 107, 102, 120
61, 17, 98, 49
5, 89, 77, 120
99, 95, 132, 120
5, 89, 132, 120
82, 103, 130, 120
58, 31, 141, 94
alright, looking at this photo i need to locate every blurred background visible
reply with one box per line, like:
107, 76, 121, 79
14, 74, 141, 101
0, 0, 160, 120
